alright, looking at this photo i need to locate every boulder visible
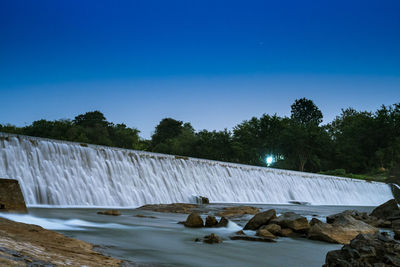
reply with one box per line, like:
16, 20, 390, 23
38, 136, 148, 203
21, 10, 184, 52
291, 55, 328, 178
216, 206, 259, 217
326, 210, 365, 224
215, 217, 229, 227
205, 215, 218, 227
308, 215, 378, 244
243, 209, 276, 230
370, 199, 399, 220
184, 212, 204, 227
309, 218, 322, 226
256, 229, 276, 239
230, 235, 276, 242
324, 232, 400, 267
260, 224, 281, 236
198, 196, 209, 204
0, 178, 28, 213
138, 203, 198, 214
270, 212, 310, 232
280, 228, 294, 237
203, 233, 222, 244
97, 210, 121, 216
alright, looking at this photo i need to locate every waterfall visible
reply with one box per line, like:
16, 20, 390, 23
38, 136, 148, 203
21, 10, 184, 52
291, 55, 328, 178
0, 133, 393, 207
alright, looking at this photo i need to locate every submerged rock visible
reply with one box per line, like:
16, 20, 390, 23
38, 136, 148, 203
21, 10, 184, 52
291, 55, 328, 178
230, 235, 276, 242
270, 212, 310, 232
184, 212, 204, 227
203, 233, 222, 244
308, 215, 378, 244
138, 203, 198, 214
97, 210, 121, 216
216, 206, 259, 217
135, 214, 157, 219
205, 215, 218, 227
243, 209, 276, 230
324, 232, 400, 267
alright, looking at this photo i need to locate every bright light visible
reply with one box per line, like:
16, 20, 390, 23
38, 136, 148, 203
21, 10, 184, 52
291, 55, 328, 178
266, 156, 274, 165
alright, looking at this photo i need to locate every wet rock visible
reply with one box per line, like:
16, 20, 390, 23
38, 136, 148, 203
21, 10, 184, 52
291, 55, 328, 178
216, 206, 259, 217
203, 233, 222, 244
370, 199, 399, 220
243, 209, 276, 230
230, 235, 276, 242
184, 212, 204, 227
135, 214, 156, 218
309, 218, 323, 226
260, 224, 281, 236
205, 215, 218, 227
327, 209, 393, 228
138, 203, 198, 214
280, 228, 294, 237
234, 230, 246, 235
194, 238, 201, 242
216, 217, 229, 227
270, 212, 309, 232
308, 215, 378, 244
97, 210, 121, 216
0, 178, 28, 213
323, 232, 400, 267
256, 229, 276, 239
195, 196, 209, 204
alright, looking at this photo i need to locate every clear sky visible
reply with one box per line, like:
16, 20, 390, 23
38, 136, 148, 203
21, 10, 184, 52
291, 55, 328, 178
1, 0, 399, 138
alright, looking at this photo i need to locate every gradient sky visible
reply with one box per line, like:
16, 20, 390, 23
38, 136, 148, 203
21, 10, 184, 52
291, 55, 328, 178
1, 0, 399, 138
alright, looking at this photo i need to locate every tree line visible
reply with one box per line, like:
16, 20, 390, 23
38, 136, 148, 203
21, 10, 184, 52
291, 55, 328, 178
1, 98, 399, 181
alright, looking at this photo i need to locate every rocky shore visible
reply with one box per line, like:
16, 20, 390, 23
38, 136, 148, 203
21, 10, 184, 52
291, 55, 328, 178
0, 217, 122, 266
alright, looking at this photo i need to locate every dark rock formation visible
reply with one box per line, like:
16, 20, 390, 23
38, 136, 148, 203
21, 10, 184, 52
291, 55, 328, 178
324, 232, 400, 267
97, 210, 121, 216
138, 203, 198, 214
0, 178, 28, 213
260, 224, 281, 236
234, 230, 246, 235
135, 214, 157, 218
203, 233, 222, 244
327, 209, 392, 228
256, 229, 276, 239
370, 199, 399, 220
184, 212, 204, 227
216, 206, 259, 217
308, 215, 378, 244
280, 228, 294, 237
216, 217, 229, 227
243, 209, 276, 230
270, 212, 310, 232
205, 215, 218, 227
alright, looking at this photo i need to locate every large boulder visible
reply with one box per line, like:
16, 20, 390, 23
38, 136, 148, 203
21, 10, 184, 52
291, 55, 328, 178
0, 178, 28, 213
370, 199, 399, 220
326, 209, 391, 228
184, 212, 204, 227
324, 232, 400, 267
205, 215, 218, 227
243, 209, 276, 230
216, 206, 259, 217
270, 212, 310, 232
308, 215, 378, 244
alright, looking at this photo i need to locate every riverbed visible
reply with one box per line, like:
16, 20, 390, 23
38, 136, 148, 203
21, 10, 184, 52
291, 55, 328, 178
0, 204, 376, 267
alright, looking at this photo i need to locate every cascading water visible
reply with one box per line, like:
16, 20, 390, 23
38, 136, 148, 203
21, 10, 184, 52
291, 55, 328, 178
0, 132, 394, 207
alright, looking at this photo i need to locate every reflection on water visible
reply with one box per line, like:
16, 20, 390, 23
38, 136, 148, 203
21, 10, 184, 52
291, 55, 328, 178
0, 204, 373, 267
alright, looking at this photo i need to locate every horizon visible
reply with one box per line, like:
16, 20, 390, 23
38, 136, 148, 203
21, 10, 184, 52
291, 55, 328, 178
1, 0, 399, 139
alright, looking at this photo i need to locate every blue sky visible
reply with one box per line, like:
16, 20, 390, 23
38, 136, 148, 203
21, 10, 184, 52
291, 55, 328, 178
1, 0, 399, 138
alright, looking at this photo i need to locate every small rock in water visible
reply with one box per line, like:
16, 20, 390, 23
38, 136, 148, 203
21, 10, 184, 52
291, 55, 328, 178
205, 215, 218, 227
184, 212, 204, 227
256, 229, 276, 239
135, 214, 157, 218
97, 210, 121, 216
194, 238, 201, 242
234, 230, 246, 235
203, 233, 222, 244
216, 217, 229, 227
230, 235, 276, 242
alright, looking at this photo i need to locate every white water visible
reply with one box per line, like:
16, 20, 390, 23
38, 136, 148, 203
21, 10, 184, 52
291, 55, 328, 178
0, 133, 393, 207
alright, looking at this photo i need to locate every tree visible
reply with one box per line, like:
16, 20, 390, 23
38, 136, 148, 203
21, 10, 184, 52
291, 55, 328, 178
151, 118, 185, 147
291, 98, 323, 126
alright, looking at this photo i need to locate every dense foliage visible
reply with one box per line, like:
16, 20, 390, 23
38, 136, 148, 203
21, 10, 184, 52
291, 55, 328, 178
1, 100, 399, 180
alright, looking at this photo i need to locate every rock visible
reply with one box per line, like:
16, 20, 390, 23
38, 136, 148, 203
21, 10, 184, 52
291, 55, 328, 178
327, 209, 393, 228
216, 206, 259, 217
324, 232, 400, 267
205, 215, 218, 227
196, 196, 209, 204
194, 238, 201, 242
138, 203, 198, 214
280, 228, 294, 237
0, 178, 28, 213
243, 209, 276, 230
184, 212, 204, 227
234, 230, 246, 235
308, 215, 379, 244
216, 217, 229, 227
370, 199, 399, 220
310, 218, 322, 226
326, 210, 363, 224
260, 224, 281, 236
97, 210, 121, 216
135, 214, 156, 218
203, 233, 222, 244
230, 235, 276, 242
256, 229, 276, 239
270, 212, 309, 232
